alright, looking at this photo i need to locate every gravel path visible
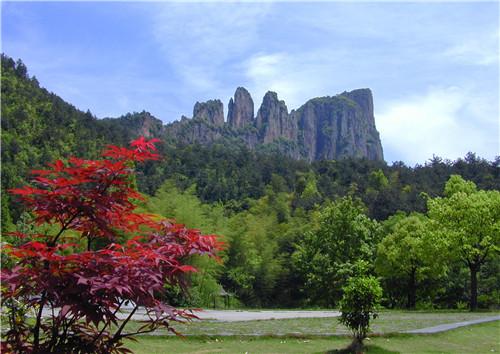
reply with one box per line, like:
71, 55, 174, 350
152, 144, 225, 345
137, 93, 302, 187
117, 309, 341, 322
403, 315, 500, 334
193, 309, 341, 322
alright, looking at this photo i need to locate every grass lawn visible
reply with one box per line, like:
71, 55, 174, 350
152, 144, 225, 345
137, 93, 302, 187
122, 310, 499, 336
126, 321, 500, 353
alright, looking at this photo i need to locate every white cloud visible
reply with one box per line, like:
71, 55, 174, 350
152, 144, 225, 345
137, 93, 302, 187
244, 51, 349, 110
443, 30, 499, 66
377, 87, 499, 165
150, 3, 272, 98
244, 52, 303, 108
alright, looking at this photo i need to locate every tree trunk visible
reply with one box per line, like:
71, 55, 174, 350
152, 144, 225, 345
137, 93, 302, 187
347, 337, 364, 354
407, 268, 417, 309
469, 264, 479, 311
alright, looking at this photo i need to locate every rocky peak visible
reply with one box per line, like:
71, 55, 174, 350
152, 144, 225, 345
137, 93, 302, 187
193, 99, 224, 126
294, 90, 383, 161
124, 111, 164, 138
256, 91, 295, 143
340, 88, 375, 126
227, 87, 254, 128
260, 91, 282, 109
163, 87, 383, 162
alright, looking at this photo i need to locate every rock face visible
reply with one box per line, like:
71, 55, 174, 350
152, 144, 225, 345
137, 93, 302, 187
256, 91, 296, 144
100, 111, 165, 140
132, 111, 165, 138
341, 89, 384, 160
137, 87, 384, 162
193, 99, 224, 126
293, 89, 383, 161
228, 87, 254, 128
165, 115, 224, 145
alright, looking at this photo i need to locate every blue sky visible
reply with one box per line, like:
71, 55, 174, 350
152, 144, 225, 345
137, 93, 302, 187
2, 1, 499, 165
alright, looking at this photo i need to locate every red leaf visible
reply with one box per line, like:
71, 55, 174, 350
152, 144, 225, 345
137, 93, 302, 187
177, 265, 197, 273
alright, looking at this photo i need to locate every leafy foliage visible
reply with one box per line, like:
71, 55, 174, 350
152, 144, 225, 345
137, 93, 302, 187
1, 138, 221, 353
146, 181, 227, 307
293, 196, 378, 307
375, 214, 448, 308
339, 275, 382, 351
427, 175, 500, 310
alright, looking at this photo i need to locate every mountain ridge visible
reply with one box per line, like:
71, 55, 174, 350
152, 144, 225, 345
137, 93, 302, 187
123, 87, 384, 162
1, 53, 383, 163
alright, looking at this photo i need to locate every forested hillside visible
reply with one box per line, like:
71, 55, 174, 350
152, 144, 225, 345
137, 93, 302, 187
1, 55, 106, 227
2, 54, 499, 310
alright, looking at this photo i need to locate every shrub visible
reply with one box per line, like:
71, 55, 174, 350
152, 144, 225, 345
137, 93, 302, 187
339, 275, 382, 352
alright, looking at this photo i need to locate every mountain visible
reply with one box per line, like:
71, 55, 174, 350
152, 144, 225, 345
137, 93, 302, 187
1, 53, 383, 168
103, 87, 385, 162
2, 54, 498, 230
162, 87, 384, 162
1, 53, 384, 192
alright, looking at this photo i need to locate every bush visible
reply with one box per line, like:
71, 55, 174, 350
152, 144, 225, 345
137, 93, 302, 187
339, 275, 382, 352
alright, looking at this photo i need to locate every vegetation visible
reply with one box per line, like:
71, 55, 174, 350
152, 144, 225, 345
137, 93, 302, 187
0, 55, 110, 227
427, 175, 500, 310
375, 214, 447, 309
1, 138, 221, 353
293, 197, 378, 307
339, 275, 382, 352
1, 53, 499, 325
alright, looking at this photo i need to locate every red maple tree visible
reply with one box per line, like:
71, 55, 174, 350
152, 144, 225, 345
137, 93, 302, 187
1, 137, 221, 353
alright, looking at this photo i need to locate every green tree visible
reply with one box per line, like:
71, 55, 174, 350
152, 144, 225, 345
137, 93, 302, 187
294, 172, 322, 210
368, 169, 389, 190
147, 180, 228, 307
339, 275, 382, 352
427, 175, 500, 310
375, 214, 448, 308
293, 196, 378, 307
222, 193, 286, 306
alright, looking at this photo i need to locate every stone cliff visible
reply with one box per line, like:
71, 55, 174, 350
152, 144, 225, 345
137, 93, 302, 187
293, 89, 383, 161
100, 111, 165, 141
193, 99, 225, 126
127, 88, 384, 161
256, 91, 296, 144
228, 87, 254, 129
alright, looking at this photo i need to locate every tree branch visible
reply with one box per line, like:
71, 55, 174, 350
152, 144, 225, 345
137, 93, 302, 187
50, 212, 80, 246
33, 291, 47, 351
91, 299, 125, 346
112, 304, 138, 341
119, 327, 161, 338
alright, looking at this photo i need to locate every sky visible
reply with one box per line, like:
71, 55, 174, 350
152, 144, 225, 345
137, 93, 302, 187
2, 1, 499, 165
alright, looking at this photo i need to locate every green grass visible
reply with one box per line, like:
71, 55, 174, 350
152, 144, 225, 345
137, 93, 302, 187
126, 321, 500, 353
122, 310, 499, 336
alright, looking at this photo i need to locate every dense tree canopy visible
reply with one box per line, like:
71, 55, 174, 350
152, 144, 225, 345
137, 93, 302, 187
427, 175, 500, 310
293, 196, 378, 307
376, 214, 448, 308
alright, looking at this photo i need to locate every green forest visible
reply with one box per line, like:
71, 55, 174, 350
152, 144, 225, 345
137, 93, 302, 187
2, 54, 499, 311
